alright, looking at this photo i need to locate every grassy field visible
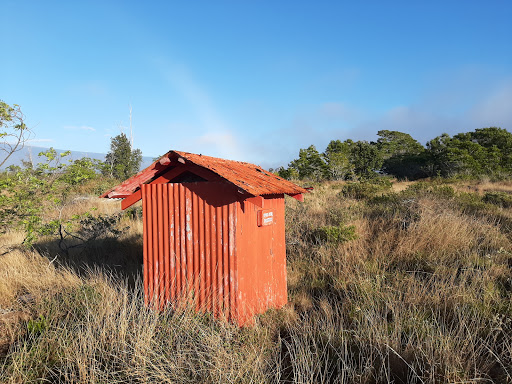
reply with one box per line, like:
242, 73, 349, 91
1, 179, 512, 383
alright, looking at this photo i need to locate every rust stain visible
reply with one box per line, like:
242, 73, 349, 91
101, 150, 307, 199
103, 150, 306, 326
141, 183, 289, 325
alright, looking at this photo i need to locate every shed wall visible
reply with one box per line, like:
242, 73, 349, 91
141, 183, 238, 321
236, 195, 287, 324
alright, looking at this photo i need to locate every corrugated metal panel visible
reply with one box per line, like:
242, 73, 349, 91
236, 195, 287, 324
100, 160, 168, 198
101, 150, 307, 199
172, 151, 307, 196
142, 183, 239, 321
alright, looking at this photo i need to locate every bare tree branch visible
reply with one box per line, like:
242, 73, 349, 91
0, 101, 34, 168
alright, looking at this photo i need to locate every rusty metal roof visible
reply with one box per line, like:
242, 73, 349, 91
101, 150, 307, 198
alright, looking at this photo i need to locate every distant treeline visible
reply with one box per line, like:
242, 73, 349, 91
274, 127, 512, 181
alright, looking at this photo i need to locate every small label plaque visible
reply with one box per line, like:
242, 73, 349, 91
257, 209, 274, 227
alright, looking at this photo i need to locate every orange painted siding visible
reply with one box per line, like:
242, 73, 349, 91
236, 195, 287, 324
141, 182, 288, 326
141, 183, 239, 321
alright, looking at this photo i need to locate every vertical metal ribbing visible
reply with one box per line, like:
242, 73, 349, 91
157, 183, 164, 310
146, 185, 154, 305
151, 185, 159, 307
179, 185, 186, 297
185, 187, 193, 299
163, 185, 170, 306
198, 194, 205, 311
142, 183, 238, 322
169, 185, 176, 301
142, 185, 149, 306
217, 206, 224, 317
173, 184, 181, 297
222, 204, 229, 319
211, 205, 217, 316
205, 201, 212, 313
192, 193, 200, 311
228, 203, 236, 322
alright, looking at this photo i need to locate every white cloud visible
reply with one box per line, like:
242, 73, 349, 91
160, 61, 230, 133
469, 80, 512, 128
351, 79, 512, 145
262, 74, 512, 169
151, 59, 255, 162
195, 131, 242, 159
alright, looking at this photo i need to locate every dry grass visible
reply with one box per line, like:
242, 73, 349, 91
284, 180, 512, 383
0, 243, 273, 383
453, 179, 512, 195
1, 180, 512, 383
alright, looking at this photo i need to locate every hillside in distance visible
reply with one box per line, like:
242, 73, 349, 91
0, 144, 155, 170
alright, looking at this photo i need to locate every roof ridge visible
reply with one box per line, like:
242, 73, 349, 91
102, 150, 307, 198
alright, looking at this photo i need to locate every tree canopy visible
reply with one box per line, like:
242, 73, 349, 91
104, 133, 142, 180
0, 101, 32, 168
277, 127, 512, 181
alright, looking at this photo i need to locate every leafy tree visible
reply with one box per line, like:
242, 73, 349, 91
0, 148, 109, 244
425, 128, 512, 178
0, 149, 69, 242
0, 101, 32, 168
61, 157, 103, 185
425, 133, 454, 177
350, 141, 382, 180
276, 166, 299, 180
455, 127, 512, 174
104, 133, 142, 179
377, 130, 424, 159
288, 145, 328, 180
323, 140, 354, 180
376, 130, 426, 179
469, 127, 512, 154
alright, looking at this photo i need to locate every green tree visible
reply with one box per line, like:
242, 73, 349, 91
425, 133, 453, 177
0, 101, 32, 168
104, 133, 142, 179
276, 166, 299, 180
377, 130, 424, 158
456, 127, 512, 174
61, 157, 103, 185
376, 130, 426, 179
288, 145, 328, 180
425, 128, 512, 178
323, 140, 354, 180
350, 141, 382, 180
469, 127, 512, 154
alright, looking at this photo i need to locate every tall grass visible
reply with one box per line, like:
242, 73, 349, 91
1, 180, 512, 383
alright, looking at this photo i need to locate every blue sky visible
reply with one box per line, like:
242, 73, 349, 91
1, 1, 512, 168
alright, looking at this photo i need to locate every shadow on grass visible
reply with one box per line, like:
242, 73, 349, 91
34, 233, 143, 288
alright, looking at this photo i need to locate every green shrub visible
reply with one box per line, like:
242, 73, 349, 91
403, 182, 455, 199
341, 178, 392, 199
27, 315, 48, 335
483, 192, 512, 208
310, 224, 358, 245
454, 192, 488, 213
367, 193, 420, 229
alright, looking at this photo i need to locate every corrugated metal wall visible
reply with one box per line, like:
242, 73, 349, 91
141, 183, 238, 321
236, 195, 287, 324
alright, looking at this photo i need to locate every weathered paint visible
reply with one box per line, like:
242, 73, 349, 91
102, 150, 305, 326
236, 195, 287, 324
141, 182, 288, 325
101, 150, 307, 199
142, 183, 240, 321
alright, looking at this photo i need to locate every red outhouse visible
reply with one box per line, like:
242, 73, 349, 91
101, 150, 307, 325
